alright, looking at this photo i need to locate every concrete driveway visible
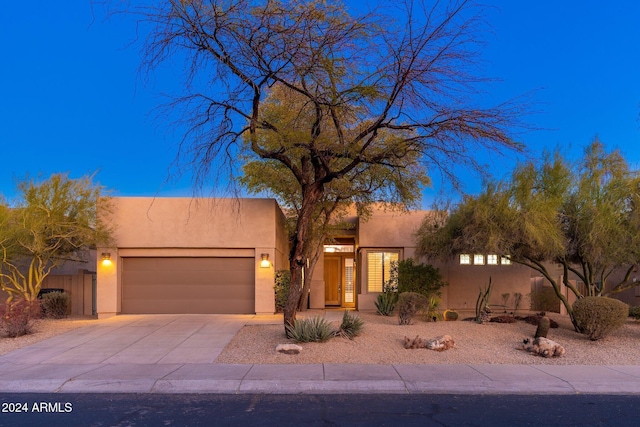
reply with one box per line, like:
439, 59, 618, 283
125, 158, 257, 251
2, 314, 278, 365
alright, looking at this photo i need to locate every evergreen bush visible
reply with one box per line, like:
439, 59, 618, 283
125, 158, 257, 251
573, 297, 628, 340
273, 270, 291, 313
397, 259, 447, 299
529, 287, 558, 313
41, 291, 71, 319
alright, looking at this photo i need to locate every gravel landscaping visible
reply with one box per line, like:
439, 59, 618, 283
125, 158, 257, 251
215, 311, 640, 365
2, 311, 640, 366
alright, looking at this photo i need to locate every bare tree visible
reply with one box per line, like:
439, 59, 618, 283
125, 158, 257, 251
134, 0, 525, 329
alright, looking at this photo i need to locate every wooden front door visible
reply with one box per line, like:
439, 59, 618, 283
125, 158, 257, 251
324, 254, 356, 308
324, 256, 341, 306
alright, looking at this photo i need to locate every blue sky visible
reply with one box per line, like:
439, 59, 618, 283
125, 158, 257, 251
1, 1, 639, 205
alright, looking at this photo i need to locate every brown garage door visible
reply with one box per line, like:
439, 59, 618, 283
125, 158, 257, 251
121, 257, 255, 314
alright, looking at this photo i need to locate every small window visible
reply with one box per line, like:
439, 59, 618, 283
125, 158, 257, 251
501, 256, 512, 265
487, 254, 498, 265
460, 254, 471, 265
324, 244, 354, 253
474, 254, 485, 265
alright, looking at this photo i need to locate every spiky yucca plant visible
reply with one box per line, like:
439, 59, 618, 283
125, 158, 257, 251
334, 310, 364, 340
285, 316, 333, 343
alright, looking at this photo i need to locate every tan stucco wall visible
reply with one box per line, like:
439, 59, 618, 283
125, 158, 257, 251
355, 208, 534, 314
110, 197, 281, 249
96, 197, 287, 317
357, 209, 427, 311
357, 209, 426, 248
439, 262, 531, 313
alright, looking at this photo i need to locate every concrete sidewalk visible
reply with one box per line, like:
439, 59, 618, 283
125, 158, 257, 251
1, 313, 640, 394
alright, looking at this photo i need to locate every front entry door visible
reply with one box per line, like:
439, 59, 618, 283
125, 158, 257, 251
324, 256, 341, 306
324, 255, 356, 308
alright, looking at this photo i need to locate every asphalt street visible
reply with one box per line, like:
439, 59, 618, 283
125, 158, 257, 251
1, 393, 639, 427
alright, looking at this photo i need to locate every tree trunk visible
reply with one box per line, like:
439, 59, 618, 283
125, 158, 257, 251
283, 183, 324, 332
297, 242, 322, 311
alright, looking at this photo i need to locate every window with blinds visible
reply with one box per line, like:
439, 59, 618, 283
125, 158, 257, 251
367, 251, 399, 292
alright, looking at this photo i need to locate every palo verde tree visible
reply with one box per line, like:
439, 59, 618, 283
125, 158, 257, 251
0, 173, 113, 302
136, 0, 525, 329
416, 139, 640, 330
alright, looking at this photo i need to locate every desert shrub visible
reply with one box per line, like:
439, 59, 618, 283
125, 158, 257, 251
285, 316, 333, 343
629, 305, 640, 320
41, 291, 71, 319
397, 259, 447, 299
573, 297, 628, 340
530, 288, 558, 313
334, 310, 364, 340
397, 292, 428, 325
0, 299, 41, 338
273, 270, 291, 313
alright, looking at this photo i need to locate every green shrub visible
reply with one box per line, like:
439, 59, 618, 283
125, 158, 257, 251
397, 292, 428, 325
285, 316, 333, 343
397, 259, 447, 299
529, 287, 558, 313
41, 291, 71, 319
573, 297, 628, 340
273, 270, 291, 313
629, 305, 640, 320
334, 310, 364, 340
0, 299, 41, 338
375, 291, 398, 316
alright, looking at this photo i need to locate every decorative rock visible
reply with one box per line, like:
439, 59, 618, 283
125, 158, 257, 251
521, 337, 565, 358
276, 344, 303, 355
426, 334, 455, 351
403, 334, 455, 351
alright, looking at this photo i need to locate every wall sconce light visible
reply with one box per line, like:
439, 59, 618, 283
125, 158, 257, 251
260, 253, 271, 268
101, 252, 112, 266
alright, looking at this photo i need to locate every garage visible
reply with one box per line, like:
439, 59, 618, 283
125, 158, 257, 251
121, 257, 255, 314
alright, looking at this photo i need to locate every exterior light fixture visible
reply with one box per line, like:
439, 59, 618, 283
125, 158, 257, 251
260, 253, 271, 268
101, 252, 112, 266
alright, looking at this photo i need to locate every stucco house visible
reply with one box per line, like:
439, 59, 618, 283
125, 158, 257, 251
94, 197, 536, 318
